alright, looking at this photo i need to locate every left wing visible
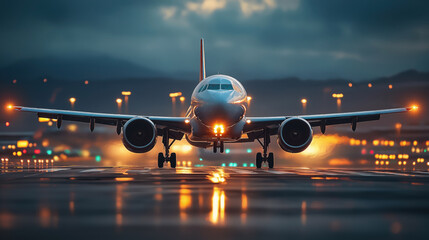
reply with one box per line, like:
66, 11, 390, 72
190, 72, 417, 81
244, 107, 415, 139
12, 106, 190, 136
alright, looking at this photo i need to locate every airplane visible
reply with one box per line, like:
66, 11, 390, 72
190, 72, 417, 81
9, 39, 417, 169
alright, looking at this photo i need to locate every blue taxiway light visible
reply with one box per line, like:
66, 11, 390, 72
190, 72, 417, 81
247, 148, 252, 153
95, 155, 101, 162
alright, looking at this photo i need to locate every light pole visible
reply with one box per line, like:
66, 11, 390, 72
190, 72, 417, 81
301, 98, 307, 114
121, 91, 131, 113
116, 98, 122, 113
332, 93, 343, 112
69, 97, 76, 110
169, 92, 182, 116
179, 96, 186, 117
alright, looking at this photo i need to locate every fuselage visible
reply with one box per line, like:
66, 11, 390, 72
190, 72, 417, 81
186, 75, 248, 145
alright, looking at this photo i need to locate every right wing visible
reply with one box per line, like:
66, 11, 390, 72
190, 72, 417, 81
244, 107, 415, 140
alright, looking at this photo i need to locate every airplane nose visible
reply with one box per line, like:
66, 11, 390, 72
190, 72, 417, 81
195, 103, 244, 126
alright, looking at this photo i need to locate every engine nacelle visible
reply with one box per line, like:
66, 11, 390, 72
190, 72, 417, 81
122, 117, 157, 153
277, 117, 313, 153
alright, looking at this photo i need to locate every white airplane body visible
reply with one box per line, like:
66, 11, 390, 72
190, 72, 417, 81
11, 39, 416, 168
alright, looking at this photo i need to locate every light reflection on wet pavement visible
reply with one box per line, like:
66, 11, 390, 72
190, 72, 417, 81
1, 167, 429, 239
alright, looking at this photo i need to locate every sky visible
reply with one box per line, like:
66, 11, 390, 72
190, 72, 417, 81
1, 0, 429, 80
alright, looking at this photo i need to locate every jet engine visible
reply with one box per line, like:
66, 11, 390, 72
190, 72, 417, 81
122, 117, 157, 153
277, 117, 313, 153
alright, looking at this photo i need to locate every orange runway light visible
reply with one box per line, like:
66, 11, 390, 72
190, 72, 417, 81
179, 96, 185, 102
301, 98, 307, 104
121, 91, 132, 96
348, 83, 353, 87
116, 98, 122, 104
69, 97, 76, 103
368, 83, 372, 88
5, 122, 10, 127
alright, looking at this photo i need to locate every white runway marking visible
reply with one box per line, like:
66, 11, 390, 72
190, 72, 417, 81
80, 169, 106, 173
40, 168, 70, 172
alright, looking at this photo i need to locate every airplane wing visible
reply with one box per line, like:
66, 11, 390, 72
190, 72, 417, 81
244, 107, 416, 139
12, 106, 190, 137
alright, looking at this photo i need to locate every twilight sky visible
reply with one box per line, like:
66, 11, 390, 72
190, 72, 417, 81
1, 0, 429, 80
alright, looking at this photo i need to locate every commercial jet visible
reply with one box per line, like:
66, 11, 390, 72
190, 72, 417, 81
10, 39, 417, 168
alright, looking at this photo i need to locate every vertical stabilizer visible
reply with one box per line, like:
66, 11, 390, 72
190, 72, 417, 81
199, 38, 206, 81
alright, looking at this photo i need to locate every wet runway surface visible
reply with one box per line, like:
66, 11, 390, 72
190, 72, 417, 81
1, 166, 429, 239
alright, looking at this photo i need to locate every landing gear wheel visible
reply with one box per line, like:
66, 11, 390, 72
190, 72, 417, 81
256, 152, 262, 169
170, 153, 176, 168
267, 152, 274, 168
213, 141, 218, 153
219, 141, 224, 153
158, 153, 164, 168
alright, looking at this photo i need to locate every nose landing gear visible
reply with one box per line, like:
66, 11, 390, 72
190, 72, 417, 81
213, 139, 224, 153
158, 129, 177, 168
255, 128, 274, 169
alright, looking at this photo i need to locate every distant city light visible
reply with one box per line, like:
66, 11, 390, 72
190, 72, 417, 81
5, 122, 10, 127
169, 92, 182, 98
12, 79, 17, 84
388, 84, 393, 89
84, 80, 89, 85
43, 78, 47, 83
332, 93, 344, 98
348, 83, 353, 87
368, 83, 373, 88
17, 140, 29, 148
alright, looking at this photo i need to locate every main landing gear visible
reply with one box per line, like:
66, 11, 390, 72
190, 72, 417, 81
158, 129, 176, 168
255, 128, 274, 169
213, 139, 224, 153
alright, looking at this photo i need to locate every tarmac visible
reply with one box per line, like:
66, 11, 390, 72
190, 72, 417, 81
1, 166, 429, 239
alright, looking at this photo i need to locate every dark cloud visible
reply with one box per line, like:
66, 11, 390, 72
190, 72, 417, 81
1, 0, 428, 80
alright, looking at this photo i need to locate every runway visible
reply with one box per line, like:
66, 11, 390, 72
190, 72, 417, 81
1, 166, 429, 239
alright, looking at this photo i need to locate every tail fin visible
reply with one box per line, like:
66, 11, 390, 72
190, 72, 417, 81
199, 38, 206, 82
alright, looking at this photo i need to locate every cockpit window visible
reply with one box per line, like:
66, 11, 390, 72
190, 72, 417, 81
198, 84, 208, 92
208, 84, 220, 90
220, 84, 233, 90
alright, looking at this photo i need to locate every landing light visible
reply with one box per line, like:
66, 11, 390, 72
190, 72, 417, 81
185, 119, 190, 124
411, 105, 419, 111
214, 124, 225, 135
6, 104, 13, 110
